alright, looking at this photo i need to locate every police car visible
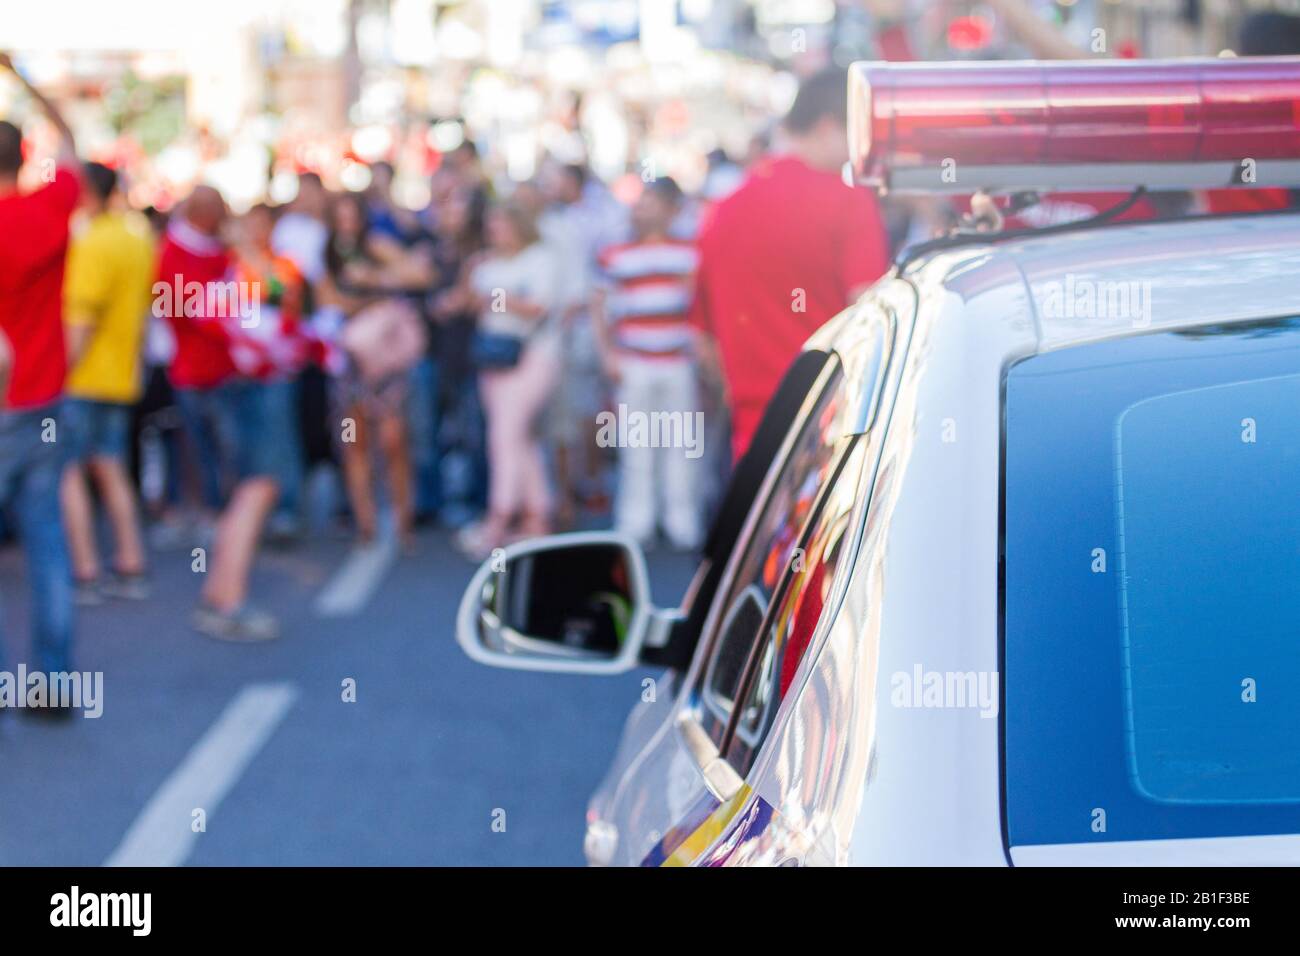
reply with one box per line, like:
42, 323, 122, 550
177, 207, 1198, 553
458, 58, 1300, 866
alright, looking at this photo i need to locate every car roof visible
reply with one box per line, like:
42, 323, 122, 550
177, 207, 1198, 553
903, 211, 1300, 352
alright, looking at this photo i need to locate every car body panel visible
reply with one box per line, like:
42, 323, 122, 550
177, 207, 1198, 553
983, 213, 1300, 349
584, 211, 1300, 866
583, 356, 855, 866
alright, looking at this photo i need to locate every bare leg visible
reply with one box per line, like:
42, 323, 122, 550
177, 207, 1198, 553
467, 371, 515, 552
514, 345, 561, 539
377, 412, 414, 550
201, 476, 279, 612
86, 457, 146, 575
60, 463, 100, 582
339, 404, 377, 543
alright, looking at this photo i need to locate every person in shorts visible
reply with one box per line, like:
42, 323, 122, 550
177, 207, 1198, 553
158, 186, 284, 641
60, 161, 155, 603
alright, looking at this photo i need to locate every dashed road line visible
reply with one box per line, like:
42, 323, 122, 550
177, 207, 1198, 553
103, 682, 299, 867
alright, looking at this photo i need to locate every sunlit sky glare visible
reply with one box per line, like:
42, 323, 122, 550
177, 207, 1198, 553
3, 0, 351, 55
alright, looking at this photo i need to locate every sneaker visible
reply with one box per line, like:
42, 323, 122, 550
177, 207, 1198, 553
101, 572, 150, 601
72, 578, 104, 606
193, 604, 280, 643
454, 522, 504, 561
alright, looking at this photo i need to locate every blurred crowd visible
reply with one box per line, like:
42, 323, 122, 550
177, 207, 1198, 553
2, 4, 1299, 712
1, 29, 901, 674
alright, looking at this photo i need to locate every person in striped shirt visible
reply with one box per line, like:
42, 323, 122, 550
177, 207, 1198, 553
592, 177, 704, 551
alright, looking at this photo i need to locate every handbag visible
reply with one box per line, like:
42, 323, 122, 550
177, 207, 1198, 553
471, 331, 525, 370
340, 299, 428, 385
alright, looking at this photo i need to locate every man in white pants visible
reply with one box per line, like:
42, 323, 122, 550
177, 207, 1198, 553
592, 178, 703, 551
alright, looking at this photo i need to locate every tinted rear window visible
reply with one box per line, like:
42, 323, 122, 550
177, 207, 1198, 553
1004, 318, 1300, 847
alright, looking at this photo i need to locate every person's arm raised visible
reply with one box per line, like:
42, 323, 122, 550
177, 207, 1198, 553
983, 0, 1087, 60
0, 52, 80, 169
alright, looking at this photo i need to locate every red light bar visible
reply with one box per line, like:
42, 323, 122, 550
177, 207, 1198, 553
849, 58, 1300, 192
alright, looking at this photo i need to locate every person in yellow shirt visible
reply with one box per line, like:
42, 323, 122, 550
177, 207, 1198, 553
60, 162, 155, 603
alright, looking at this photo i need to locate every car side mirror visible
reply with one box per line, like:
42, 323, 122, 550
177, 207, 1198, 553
456, 532, 678, 674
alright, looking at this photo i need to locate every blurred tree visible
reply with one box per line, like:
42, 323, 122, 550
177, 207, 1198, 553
102, 70, 185, 155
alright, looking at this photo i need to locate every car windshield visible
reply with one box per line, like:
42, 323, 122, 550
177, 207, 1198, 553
1003, 317, 1300, 847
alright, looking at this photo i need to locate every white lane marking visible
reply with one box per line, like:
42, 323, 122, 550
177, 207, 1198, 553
313, 536, 397, 616
104, 682, 298, 867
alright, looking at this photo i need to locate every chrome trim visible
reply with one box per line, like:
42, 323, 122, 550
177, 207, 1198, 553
677, 355, 843, 735
677, 715, 744, 802
673, 283, 910, 822
696, 278, 919, 862
700, 584, 766, 728
643, 608, 684, 649
882, 160, 1300, 194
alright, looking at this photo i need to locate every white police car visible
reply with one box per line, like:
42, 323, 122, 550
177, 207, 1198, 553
458, 58, 1300, 866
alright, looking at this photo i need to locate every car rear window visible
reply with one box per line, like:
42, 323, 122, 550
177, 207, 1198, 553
1003, 318, 1300, 848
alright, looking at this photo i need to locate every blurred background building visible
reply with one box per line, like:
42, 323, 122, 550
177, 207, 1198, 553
3, 0, 1297, 209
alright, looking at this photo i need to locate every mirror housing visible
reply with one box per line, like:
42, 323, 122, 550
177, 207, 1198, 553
456, 532, 678, 674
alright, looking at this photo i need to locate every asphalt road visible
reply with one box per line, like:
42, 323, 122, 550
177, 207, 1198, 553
0, 523, 697, 866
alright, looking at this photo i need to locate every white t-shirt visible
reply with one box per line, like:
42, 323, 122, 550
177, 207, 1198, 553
271, 212, 329, 285
470, 243, 561, 341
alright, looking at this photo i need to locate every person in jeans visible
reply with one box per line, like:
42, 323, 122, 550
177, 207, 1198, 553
0, 52, 81, 715
427, 174, 489, 528
455, 200, 561, 558
60, 162, 155, 604
592, 177, 703, 551
160, 188, 239, 517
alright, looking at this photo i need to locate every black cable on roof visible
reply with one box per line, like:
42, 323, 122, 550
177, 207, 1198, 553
895, 186, 1149, 273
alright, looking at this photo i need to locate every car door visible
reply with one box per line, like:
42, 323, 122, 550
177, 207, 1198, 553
591, 295, 898, 866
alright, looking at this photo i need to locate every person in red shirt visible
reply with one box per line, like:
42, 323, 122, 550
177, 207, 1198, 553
157, 186, 237, 513
689, 68, 889, 461
0, 53, 81, 714
153, 186, 283, 641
